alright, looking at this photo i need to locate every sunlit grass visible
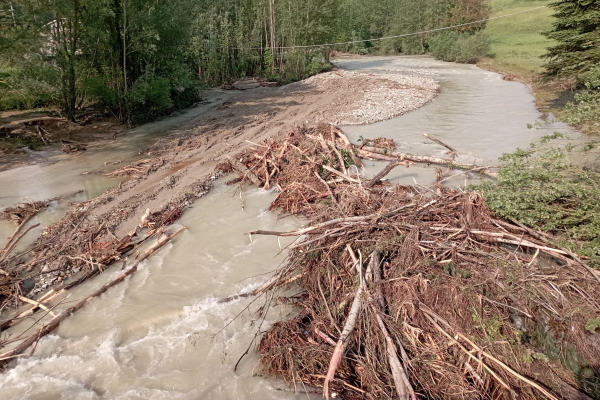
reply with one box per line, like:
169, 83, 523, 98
484, 0, 555, 77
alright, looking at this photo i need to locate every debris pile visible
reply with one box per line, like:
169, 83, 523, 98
223, 124, 600, 399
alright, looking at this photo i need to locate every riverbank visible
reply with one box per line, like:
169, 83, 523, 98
0, 69, 440, 330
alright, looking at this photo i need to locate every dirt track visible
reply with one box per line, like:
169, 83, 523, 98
3, 68, 440, 293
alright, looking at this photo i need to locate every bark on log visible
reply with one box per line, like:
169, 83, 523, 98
323, 246, 366, 399
355, 146, 497, 178
0, 227, 185, 366
371, 251, 386, 311
423, 133, 457, 158
366, 160, 410, 188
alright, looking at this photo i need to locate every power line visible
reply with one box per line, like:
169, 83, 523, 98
240, 6, 547, 50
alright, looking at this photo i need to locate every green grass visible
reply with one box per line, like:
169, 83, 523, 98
483, 0, 555, 77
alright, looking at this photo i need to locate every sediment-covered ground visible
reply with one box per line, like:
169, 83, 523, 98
0, 68, 440, 311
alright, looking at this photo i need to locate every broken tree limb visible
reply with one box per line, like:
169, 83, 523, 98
332, 127, 364, 169
323, 246, 366, 399
0, 227, 185, 366
0, 270, 98, 333
2, 215, 34, 254
322, 165, 360, 184
36, 126, 50, 145
371, 304, 416, 400
247, 203, 416, 238
366, 160, 411, 188
0, 223, 40, 264
421, 306, 560, 400
218, 270, 306, 304
227, 156, 263, 187
355, 145, 497, 178
18, 296, 57, 318
429, 227, 569, 256
423, 133, 457, 158
371, 251, 386, 312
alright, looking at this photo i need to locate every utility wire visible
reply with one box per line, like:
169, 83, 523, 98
240, 6, 547, 50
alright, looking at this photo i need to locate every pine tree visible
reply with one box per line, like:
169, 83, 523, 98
542, 0, 600, 81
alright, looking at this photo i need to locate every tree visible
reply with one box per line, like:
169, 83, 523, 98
542, 0, 600, 82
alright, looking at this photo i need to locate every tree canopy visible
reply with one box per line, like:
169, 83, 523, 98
542, 0, 600, 82
0, 0, 491, 122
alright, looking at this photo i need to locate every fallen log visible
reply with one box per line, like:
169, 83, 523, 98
423, 133, 457, 158
355, 145, 497, 178
0, 226, 185, 367
366, 159, 411, 188
0, 270, 98, 333
323, 246, 366, 399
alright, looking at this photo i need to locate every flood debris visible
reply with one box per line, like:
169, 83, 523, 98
0, 225, 185, 367
0, 184, 194, 352
222, 123, 600, 399
104, 158, 156, 178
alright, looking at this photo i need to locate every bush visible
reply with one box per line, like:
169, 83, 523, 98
564, 64, 600, 135
126, 76, 173, 124
429, 31, 490, 64
0, 65, 60, 111
475, 135, 600, 268
266, 49, 332, 84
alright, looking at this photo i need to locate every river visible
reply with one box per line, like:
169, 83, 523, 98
0, 56, 579, 399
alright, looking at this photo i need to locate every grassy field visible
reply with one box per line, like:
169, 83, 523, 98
479, 0, 562, 109
484, 0, 555, 76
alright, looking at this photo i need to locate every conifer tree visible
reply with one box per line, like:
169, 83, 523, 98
542, 0, 600, 81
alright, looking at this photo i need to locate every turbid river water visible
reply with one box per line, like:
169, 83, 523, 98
0, 56, 582, 399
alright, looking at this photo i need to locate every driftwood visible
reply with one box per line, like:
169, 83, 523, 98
365, 159, 412, 188
0, 227, 185, 367
372, 304, 416, 400
323, 246, 366, 399
0, 223, 40, 264
18, 296, 56, 318
36, 126, 50, 145
355, 145, 497, 178
0, 271, 97, 333
223, 124, 597, 399
423, 133, 457, 158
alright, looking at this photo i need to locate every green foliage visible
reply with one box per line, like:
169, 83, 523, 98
542, 0, 600, 82
0, 0, 493, 121
429, 31, 491, 63
564, 64, 600, 134
0, 133, 44, 152
0, 64, 60, 111
475, 136, 600, 268
485, 0, 556, 76
338, 0, 491, 62
585, 317, 600, 334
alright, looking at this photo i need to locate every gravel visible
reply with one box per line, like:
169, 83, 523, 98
284, 69, 440, 125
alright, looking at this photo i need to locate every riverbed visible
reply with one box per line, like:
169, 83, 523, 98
0, 56, 578, 399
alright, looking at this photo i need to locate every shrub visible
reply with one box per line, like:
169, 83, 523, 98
429, 31, 490, 64
127, 76, 173, 124
564, 64, 600, 135
475, 135, 600, 268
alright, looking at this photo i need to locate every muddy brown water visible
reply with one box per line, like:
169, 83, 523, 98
0, 56, 585, 399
